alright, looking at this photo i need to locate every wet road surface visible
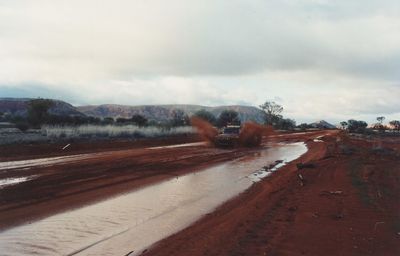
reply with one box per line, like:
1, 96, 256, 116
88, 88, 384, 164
0, 142, 306, 256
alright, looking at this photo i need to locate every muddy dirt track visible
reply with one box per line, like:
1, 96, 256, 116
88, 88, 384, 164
0, 131, 322, 231
1, 130, 399, 255
144, 132, 400, 256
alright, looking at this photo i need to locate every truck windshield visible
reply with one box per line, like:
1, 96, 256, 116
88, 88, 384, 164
223, 127, 240, 134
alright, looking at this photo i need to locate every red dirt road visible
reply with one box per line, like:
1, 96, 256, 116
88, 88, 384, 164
1, 130, 399, 256
0, 131, 323, 231
144, 132, 400, 256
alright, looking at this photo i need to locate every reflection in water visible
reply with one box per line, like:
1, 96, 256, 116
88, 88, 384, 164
0, 176, 37, 188
147, 142, 206, 149
0, 143, 307, 256
0, 154, 94, 171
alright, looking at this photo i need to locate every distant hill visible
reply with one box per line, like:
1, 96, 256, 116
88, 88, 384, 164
0, 98, 266, 123
0, 98, 85, 117
309, 120, 336, 129
77, 104, 266, 123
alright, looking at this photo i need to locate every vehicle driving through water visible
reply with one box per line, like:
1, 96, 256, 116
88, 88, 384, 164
214, 125, 241, 147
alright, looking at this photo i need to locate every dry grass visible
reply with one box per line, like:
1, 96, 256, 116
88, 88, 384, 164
41, 125, 194, 139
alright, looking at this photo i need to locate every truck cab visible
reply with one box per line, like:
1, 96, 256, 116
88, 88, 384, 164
214, 125, 241, 147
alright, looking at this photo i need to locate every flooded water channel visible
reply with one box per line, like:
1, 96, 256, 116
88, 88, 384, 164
0, 142, 307, 256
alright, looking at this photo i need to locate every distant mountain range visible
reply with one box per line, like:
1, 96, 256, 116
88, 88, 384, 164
77, 104, 266, 123
0, 98, 337, 127
0, 98, 84, 117
0, 98, 265, 123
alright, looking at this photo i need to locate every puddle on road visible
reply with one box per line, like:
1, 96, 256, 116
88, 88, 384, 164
0, 154, 94, 171
248, 161, 286, 182
270, 132, 309, 137
0, 176, 37, 188
147, 142, 206, 150
313, 135, 325, 143
0, 142, 307, 256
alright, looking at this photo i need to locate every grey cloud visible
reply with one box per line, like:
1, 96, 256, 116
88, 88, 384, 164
1, 0, 400, 81
0, 0, 400, 124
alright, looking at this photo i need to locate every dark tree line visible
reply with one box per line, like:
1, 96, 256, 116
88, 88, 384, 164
192, 109, 241, 128
14, 99, 398, 135
115, 114, 149, 126
340, 116, 400, 134
3, 99, 151, 131
193, 102, 297, 131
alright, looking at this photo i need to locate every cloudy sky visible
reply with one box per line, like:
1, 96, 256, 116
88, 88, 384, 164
1, 0, 399, 123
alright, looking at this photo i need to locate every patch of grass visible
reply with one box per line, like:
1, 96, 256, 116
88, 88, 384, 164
41, 125, 195, 139
349, 159, 372, 206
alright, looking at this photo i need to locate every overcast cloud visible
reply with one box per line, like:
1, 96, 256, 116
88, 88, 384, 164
0, 0, 399, 123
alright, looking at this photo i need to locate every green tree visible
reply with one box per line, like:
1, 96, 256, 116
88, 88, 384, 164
102, 117, 115, 125
376, 116, 386, 132
28, 99, 54, 127
116, 117, 130, 124
131, 114, 148, 127
347, 119, 368, 133
377, 116, 385, 124
0, 111, 4, 122
11, 115, 30, 132
277, 118, 296, 130
259, 101, 283, 126
298, 123, 310, 131
340, 121, 348, 130
193, 109, 216, 125
217, 110, 241, 127
389, 120, 400, 132
171, 109, 189, 127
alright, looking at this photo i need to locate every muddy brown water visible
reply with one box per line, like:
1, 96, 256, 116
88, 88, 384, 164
0, 142, 307, 256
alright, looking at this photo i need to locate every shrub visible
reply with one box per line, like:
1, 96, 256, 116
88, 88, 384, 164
131, 114, 148, 127
217, 110, 241, 127
193, 109, 216, 125
15, 122, 30, 132
28, 98, 53, 127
